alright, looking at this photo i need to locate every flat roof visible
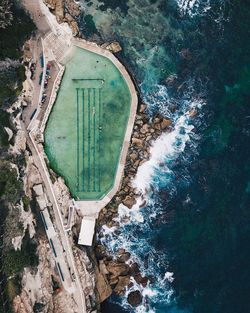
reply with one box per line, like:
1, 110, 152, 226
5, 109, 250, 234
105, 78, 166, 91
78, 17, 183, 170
78, 217, 96, 246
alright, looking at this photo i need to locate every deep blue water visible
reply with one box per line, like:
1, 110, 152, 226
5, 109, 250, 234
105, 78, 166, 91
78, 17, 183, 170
79, 0, 250, 312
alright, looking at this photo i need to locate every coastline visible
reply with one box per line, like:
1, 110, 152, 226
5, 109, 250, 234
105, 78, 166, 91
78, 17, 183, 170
33, 0, 176, 308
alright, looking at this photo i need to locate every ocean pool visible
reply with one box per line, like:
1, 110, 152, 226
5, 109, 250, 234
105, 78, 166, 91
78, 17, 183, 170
44, 46, 131, 200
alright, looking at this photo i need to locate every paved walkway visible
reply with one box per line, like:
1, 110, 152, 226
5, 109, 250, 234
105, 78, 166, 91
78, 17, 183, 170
21, 1, 87, 312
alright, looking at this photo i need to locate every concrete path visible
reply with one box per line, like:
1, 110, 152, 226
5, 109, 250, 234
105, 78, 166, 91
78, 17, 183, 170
41, 208, 75, 293
21, 1, 87, 312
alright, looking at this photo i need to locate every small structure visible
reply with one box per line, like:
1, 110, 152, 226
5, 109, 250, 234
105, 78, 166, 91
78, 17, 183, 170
78, 217, 96, 246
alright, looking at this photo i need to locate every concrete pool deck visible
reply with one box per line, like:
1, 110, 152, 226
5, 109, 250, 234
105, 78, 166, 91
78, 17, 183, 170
37, 32, 137, 216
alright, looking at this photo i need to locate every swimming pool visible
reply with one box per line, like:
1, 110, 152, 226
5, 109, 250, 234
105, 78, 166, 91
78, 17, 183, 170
44, 46, 131, 200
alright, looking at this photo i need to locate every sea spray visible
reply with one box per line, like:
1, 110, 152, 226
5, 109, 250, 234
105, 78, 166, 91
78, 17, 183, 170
98, 86, 205, 311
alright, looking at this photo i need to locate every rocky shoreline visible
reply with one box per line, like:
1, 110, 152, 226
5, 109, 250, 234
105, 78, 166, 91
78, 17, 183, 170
95, 103, 173, 307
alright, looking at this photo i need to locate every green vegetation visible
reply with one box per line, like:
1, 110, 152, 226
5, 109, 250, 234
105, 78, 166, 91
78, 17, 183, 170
2, 231, 38, 277
0, 1, 35, 59
0, 161, 23, 203
22, 195, 30, 211
0, 109, 11, 147
0, 0, 35, 107
5, 278, 21, 303
0, 2, 36, 311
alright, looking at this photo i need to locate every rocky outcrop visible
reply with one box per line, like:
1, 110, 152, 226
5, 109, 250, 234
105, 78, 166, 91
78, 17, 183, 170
95, 103, 173, 306
45, 0, 64, 22
98, 103, 172, 227
127, 290, 142, 307
13, 238, 79, 313
45, 0, 81, 35
9, 130, 26, 155
105, 42, 122, 53
72, 246, 97, 311
95, 270, 112, 302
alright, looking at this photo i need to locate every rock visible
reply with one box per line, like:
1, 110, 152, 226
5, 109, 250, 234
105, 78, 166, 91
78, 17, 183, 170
153, 117, 161, 124
117, 251, 131, 263
109, 276, 119, 286
106, 262, 130, 277
99, 260, 109, 275
161, 118, 172, 130
14, 130, 26, 153
96, 271, 112, 302
132, 137, 143, 148
127, 290, 142, 307
134, 273, 149, 287
139, 159, 147, 166
133, 160, 140, 168
130, 153, 138, 161
106, 41, 122, 53
189, 108, 197, 117
114, 276, 131, 295
4, 127, 13, 141
65, 0, 81, 16
146, 135, 152, 142
130, 262, 140, 276
140, 104, 147, 113
64, 13, 79, 35
153, 123, 161, 130
142, 123, 150, 133
123, 195, 136, 209
45, 0, 64, 22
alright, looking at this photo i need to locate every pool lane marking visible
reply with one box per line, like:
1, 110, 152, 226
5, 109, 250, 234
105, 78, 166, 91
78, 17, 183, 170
82, 88, 85, 192
93, 88, 96, 192
87, 88, 91, 192
76, 88, 80, 192
98, 88, 101, 193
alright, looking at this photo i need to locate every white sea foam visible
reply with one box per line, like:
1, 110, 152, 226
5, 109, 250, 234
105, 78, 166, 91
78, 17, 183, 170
176, 0, 211, 17
164, 271, 175, 283
99, 84, 205, 310
133, 114, 195, 194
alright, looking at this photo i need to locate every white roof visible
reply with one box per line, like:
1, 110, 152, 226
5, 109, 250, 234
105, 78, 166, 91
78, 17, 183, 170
78, 217, 96, 246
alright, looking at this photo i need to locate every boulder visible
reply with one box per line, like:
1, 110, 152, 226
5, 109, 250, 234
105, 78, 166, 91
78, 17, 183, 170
109, 276, 119, 286
65, 0, 81, 16
140, 104, 147, 113
123, 195, 136, 209
161, 118, 172, 129
64, 13, 79, 35
106, 262, 130, 277
130, 262, 140, 276
130, 153, 138, 161
96, 271, 112, 302
117, 251, 131, 263
142, 123, 150, 133
106, 42, 122, 53
132, 137, 143, 148
45, 0, 64, 22
114, 276, 131, 295
127, 290, 142, 307
153, 123, 161, 130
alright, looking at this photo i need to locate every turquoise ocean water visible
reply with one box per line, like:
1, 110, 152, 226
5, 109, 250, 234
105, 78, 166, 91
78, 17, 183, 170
78, 0, 250, 312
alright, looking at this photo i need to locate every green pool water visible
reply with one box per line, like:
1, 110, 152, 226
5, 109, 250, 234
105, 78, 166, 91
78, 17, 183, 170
44, 46, 131, 200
